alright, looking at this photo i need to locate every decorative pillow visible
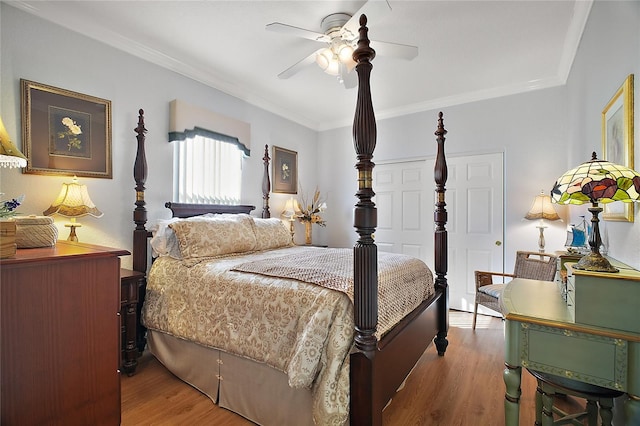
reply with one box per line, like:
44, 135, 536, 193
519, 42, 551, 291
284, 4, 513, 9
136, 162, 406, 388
169, 214, 257, 259
150, 213, 240, 258
253, 218, 293, 250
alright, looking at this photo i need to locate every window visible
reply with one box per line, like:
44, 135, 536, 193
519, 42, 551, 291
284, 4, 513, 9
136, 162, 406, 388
169, 99, 251, 205
173, 131, 245, 204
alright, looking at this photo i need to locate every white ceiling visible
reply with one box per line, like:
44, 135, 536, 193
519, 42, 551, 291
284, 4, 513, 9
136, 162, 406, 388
9, 0, 593, 131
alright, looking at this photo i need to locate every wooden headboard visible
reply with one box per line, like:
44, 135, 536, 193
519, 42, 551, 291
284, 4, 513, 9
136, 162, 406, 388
164, 202, 255, 218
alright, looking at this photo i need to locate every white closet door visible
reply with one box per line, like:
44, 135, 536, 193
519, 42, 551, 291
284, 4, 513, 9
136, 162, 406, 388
374, 152, 504, 314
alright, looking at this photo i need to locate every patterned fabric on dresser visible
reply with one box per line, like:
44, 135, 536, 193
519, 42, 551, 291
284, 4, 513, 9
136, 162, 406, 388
142, 246, 434, 425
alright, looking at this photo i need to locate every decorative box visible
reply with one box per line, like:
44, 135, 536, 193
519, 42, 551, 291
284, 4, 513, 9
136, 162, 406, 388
0, 219, 17, 258
15, 215, 58, 248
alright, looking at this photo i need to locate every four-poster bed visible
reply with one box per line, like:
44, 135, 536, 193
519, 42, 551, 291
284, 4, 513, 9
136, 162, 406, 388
131, 15, 449, 425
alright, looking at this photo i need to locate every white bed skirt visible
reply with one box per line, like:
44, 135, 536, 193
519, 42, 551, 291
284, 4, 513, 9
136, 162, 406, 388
148, 330, 315, 426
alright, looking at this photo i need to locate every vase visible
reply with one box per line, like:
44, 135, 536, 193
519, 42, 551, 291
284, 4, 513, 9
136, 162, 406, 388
304, 221, 312, 245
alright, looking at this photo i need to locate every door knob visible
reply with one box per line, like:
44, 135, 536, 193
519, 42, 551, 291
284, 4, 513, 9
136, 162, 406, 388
495, 241, 502, 246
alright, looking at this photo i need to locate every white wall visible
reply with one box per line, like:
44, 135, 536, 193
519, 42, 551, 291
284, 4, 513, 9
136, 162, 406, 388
565, 0, 640, 268
318, 87, 569, 271
319, 0, 640, 271
0, 4, 319, 267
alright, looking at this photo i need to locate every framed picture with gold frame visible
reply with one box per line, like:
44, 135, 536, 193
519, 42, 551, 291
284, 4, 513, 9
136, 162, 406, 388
602, 74, 634, 222
21, 79, 112, 178
272, 146, 297, 194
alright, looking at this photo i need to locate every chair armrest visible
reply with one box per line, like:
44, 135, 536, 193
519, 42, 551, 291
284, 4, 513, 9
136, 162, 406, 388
474, 270, 517, 289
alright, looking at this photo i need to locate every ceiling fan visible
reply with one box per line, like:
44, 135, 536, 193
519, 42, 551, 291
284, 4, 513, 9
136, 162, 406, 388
266, 0, 418, 89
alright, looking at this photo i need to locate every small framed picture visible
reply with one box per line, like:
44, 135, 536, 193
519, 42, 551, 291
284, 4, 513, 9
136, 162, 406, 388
272, 146, 297, 194
601, 74, 634, 222
21, 79, 112, 178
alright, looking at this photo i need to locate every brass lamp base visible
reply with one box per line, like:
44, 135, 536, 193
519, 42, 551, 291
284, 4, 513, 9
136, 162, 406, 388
65, 222, 81, 242
573, 252, 619, 273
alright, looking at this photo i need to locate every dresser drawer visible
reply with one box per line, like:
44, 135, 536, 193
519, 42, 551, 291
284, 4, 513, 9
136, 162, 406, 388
521, 323, 626, 391
567, 263, 640, 334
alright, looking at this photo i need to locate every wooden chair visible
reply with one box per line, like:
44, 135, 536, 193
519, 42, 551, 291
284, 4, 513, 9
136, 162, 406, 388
528, 369, 624, 426
472, 251, 558, 330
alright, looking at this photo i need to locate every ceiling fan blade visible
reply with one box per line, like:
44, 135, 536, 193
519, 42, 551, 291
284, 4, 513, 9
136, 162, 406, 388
277, 51, 319, 79
266, 22, 330, 43
341, 0, 392, 40
370, 39, 418, 60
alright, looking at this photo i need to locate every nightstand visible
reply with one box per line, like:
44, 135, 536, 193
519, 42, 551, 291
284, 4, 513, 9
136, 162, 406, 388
120, 268, 145, 376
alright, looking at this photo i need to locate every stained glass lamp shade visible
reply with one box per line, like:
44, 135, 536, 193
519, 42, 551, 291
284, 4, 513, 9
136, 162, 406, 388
551, 152, 640, 272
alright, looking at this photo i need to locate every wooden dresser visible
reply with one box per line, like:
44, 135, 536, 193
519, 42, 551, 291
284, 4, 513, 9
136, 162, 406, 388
0, 241, 129, 425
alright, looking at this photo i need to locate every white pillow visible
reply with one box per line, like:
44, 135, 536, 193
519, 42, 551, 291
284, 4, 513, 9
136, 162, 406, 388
149, 217, 183, 259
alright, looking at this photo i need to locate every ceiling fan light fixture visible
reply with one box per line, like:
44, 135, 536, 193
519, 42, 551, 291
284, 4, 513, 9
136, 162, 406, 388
337, 43, 354, 63
315, 48, 332, 70
324, 57, 340, 76
316, 47, 340, 76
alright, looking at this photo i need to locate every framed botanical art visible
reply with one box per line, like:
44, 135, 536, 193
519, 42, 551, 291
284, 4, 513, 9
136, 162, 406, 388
601, 74, 634, 222
21, 79, 112, 178
272, 145, 297, 194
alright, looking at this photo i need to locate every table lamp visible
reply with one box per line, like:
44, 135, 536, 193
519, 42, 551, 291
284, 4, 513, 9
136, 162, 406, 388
0, 115, 27, 169
282, 197, 300, 241
524, 190, 561, 252
551, 152, 640, 272
43, 176, 103, 241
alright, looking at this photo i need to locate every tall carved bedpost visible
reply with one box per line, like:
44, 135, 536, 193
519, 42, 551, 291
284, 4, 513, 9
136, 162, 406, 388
350, 14, 380, 426
433, 112, 449, 355
133, 109, 148, 273
262, 144, 271, 219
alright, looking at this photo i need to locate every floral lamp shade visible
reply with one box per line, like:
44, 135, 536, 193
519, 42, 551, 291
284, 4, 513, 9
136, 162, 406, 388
551, 152, 640, 272
551, 153, 640, 205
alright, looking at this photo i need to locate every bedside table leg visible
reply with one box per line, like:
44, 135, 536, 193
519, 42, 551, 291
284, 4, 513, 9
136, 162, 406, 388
121, 278, 140, 376
122, 299, 138, 376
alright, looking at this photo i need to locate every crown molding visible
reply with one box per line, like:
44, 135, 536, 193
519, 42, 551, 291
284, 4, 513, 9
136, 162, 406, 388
8, 0, 591, 133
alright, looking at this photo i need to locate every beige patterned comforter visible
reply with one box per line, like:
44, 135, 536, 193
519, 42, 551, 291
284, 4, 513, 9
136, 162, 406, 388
142, 246, 434, 425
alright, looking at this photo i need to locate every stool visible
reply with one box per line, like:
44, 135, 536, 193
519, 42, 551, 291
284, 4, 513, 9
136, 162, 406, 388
528, 369, 624, 426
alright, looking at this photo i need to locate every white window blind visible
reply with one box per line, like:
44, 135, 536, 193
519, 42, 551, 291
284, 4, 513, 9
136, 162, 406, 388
173, 133, 244, 204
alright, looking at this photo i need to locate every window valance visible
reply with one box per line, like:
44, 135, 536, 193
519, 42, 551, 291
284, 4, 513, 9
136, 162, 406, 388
169, 99, 251, 155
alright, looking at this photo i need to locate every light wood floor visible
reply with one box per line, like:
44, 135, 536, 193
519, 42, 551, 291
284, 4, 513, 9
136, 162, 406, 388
121, 311, 587, 425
